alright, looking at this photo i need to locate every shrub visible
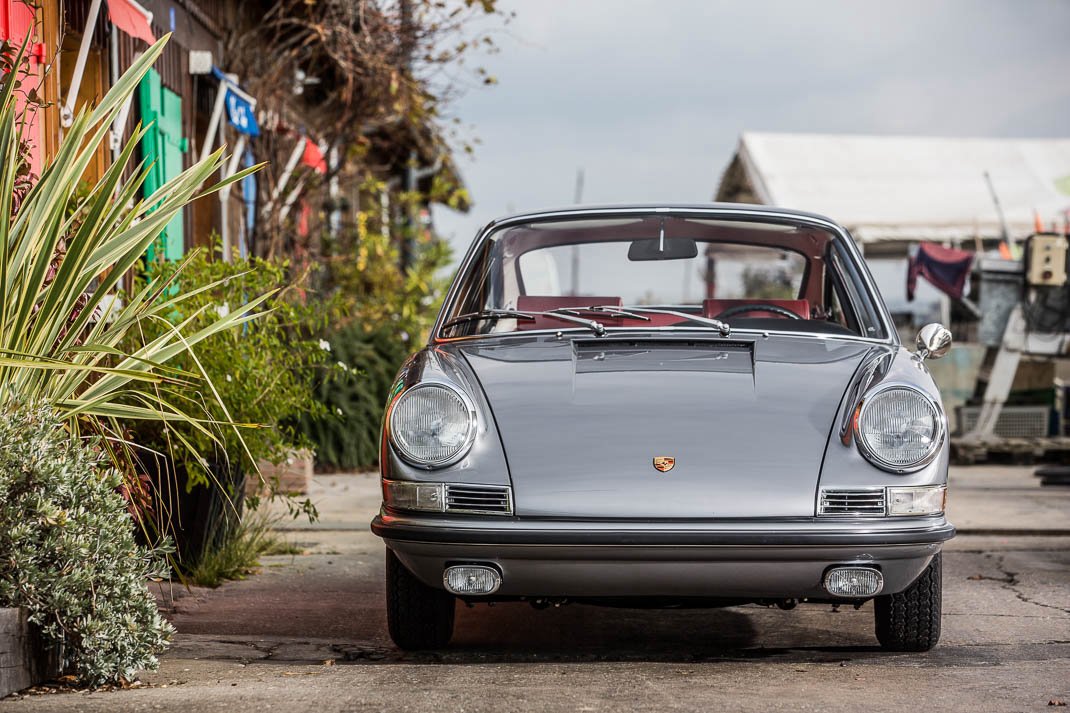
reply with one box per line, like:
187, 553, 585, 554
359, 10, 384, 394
126, 246, 330, 488
301, 197, 452, 470
1, 37, 265, 484
303, 321, 411, 469
182, 512, 292, 589
120, 248, 324, 575
0, 403, 173, 686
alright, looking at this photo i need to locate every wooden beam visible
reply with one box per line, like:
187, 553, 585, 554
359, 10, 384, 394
0, 608, 62, 697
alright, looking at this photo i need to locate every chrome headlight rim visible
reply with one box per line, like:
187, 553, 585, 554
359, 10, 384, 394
854, 383, 945, 474
387, 380, 478, 468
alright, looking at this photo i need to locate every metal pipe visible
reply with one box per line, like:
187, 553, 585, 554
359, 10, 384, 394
218, 132, 246, 261
262, 136, 305, 218
108, 23, 120, 159
328, 145, 340, 236
984, 171, 1011, 245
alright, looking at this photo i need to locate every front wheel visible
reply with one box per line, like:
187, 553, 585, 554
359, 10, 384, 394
385, 548, 455, 649
873, 553, 942, 651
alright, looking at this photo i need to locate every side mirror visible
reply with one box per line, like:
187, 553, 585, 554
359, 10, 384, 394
915, 323, 952, 360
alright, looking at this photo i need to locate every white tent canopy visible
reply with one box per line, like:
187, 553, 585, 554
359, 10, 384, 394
717, 132, 1070, 246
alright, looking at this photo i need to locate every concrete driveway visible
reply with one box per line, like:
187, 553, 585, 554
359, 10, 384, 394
3, 466, 1069, 712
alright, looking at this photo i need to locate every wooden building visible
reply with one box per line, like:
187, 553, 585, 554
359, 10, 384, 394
3, 0, 465, 266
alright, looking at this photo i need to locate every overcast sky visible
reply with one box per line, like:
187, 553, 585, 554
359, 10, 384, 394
432, 0, 1070, 260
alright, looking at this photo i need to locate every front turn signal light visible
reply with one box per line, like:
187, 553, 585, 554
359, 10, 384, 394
886, 485, 946, 516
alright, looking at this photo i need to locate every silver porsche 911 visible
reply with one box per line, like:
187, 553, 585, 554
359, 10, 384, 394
371, 204, 954, 653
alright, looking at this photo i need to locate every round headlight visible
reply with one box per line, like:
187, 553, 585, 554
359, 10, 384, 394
389, 383, 475, 467
856, 386, 943, 472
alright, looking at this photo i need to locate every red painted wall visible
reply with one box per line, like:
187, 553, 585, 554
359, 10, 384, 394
0, 0, 45, 179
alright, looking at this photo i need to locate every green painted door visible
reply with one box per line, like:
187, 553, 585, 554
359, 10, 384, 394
139, 68, 187, 262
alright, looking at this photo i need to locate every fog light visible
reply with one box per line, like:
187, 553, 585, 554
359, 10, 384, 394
443, 565, 501, 595
824, 567, 883, 597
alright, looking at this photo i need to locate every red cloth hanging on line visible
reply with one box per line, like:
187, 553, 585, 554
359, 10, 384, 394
907, 243, 974, 301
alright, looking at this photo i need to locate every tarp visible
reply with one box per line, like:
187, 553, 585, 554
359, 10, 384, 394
720, 132, 1070, 244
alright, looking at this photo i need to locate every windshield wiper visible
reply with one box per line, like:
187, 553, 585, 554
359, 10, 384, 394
535, 308, 607, 336
443, 308, 607, 336
547, 305, 652, 322
601, 306, 732, 336
442, 309, 537, 330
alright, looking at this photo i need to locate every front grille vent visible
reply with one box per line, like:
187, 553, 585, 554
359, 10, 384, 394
819, 489, 886, 516
445, 484, 513, 515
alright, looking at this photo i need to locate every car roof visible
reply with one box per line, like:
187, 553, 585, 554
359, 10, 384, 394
482, 203, 847, 233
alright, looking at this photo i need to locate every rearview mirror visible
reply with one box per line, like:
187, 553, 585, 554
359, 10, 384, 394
627, 237, 698, 261
915, 323, 952, 360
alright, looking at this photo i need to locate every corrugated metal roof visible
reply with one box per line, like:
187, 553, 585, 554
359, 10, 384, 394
727, 132, 1070, 243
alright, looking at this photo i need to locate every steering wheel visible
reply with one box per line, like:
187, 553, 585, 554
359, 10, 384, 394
715, 304, 803, 320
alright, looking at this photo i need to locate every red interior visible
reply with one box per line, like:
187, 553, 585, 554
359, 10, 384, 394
512, 295, 812, 331
703, 299, 811, 320
515, 296, 695, 329
516, 296, 622, 312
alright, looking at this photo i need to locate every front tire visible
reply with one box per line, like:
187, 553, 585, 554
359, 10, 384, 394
386, 548, 455, 649
874, 553, 942, 651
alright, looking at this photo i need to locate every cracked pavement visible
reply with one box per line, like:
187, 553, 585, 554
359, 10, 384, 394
3, 466, 1069, 712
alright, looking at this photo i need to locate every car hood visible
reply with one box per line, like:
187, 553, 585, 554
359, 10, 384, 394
457, 334, 876, 519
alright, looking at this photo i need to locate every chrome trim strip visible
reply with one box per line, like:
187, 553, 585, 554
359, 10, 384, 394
436, 326, 895, 347
372, 515, 956, 547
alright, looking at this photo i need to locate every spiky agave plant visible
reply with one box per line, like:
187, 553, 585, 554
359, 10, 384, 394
0, 36, 268, 475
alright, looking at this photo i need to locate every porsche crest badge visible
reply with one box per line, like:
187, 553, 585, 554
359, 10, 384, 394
652, 456, 675, 473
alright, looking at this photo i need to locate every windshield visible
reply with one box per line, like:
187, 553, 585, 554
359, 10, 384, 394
440, 213, 888, 340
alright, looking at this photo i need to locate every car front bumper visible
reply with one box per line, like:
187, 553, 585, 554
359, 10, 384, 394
371, 511, 955, 599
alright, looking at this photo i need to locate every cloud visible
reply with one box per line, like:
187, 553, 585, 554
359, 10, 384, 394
433, 0, 1070, 256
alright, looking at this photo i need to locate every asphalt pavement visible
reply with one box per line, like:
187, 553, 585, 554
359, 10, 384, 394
3, 466, 1069, 712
